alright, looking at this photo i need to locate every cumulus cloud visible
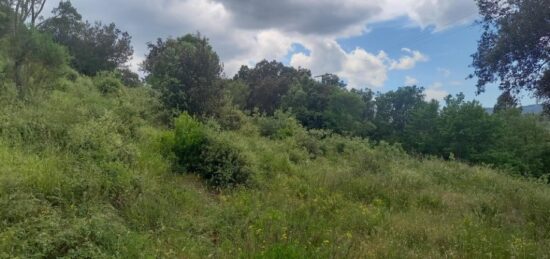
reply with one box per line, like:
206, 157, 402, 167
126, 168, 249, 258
42, 0, 478, 85
290, 41, 427, 89
289, 38, 389, 88
390, 48, 429, 70
425, 82, 449, 101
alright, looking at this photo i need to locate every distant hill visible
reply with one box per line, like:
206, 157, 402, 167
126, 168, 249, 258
485, 104, 543, 114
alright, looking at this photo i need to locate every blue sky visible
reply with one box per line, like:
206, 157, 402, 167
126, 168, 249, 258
48, 0, 539, 107
340, 19, 536, 107
289, 18, 535, 107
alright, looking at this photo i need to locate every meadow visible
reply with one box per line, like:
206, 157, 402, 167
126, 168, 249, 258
1, 77, 549, 258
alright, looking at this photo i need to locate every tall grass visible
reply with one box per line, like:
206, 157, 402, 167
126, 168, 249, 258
1, 78, 549, 258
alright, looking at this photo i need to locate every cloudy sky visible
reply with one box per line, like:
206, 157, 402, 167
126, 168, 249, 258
45, 0, 537, 106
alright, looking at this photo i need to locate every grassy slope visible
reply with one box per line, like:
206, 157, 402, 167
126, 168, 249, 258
1, 79, 550, 258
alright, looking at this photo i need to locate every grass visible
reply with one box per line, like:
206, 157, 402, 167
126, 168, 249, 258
1, 78, 550, 258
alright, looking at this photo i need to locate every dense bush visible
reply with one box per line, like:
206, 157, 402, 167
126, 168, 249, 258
254, 110, 302, 139
173, 112, 207, 172
198, 135, 251, 188
93, 71, 124, 95
2, 29, 70, 98
171, 113, 250, 187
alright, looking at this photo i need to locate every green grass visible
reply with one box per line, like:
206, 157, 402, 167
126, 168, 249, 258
1, 78, 550, 258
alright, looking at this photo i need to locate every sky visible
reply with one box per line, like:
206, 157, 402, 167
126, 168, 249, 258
44, 0, 539, 107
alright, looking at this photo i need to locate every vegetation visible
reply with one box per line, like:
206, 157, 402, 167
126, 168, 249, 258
0, 0, 549, 258
39, 1, 133, 76
471, 0, 550, 112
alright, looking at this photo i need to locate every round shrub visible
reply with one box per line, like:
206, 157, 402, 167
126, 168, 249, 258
171, 113, 250, 187
94, 72, 123, 95
197, 136, 250, 188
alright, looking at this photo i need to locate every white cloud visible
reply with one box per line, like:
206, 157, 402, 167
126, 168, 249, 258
379, 0, 478, 31
341, 49, 389, 89
390, 48, 429, 70
290, 41, 428, 89
42, 0, 478, 85
425, 82, 449, 101
405, 76, 419, 85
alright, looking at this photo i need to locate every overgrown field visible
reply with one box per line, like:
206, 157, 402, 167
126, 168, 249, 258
1, 77, 550, 258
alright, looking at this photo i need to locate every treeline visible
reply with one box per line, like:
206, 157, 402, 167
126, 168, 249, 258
0, 1, 548, 178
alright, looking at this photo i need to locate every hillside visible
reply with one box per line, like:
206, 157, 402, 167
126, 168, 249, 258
1, 78, 550, 258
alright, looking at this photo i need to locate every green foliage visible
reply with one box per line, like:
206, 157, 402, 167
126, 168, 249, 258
255, 110, 302, 139
323, 90, 374, 136
144, 33, 223, 117
93, 71, 123, 95
2, 29, 70, 98
198, 134, 251, 188
489, 109, 550, 178
472, 0, 550, 111
281, 75, 374, 137
39, 1, 133, 76
116, 67, 141, 88
235, 60, 311, 114
0, 4, 9, 37
1, 72, 550, 257
438, 94, 500, 162
171, 113, 250, 187
402, 100, 440, 154
173, 112, 207, 171
372, 86, 425, 142
1, 17, 550, 258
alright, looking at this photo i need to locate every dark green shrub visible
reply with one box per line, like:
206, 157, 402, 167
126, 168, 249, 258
172, 113, 249, 187
173, 113, 207, 172
197, 136, 250, 188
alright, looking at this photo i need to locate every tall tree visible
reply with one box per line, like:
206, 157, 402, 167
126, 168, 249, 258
493, 91, 519, 113
373, 86, 426, 142
438, 93, 499, 162
143, 33, 223, 117
39, 1, 133, 75
235, 60, 310, 114
471, 0, 550, 112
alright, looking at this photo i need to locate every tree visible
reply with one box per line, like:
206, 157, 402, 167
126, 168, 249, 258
373, 86, 426, 142
282, 77, 335, 129
281, 75, 375, 136
319, 73, 346, 88
471, 0, 550, 112
323, 90, 374, 136
3, 28, 69, 97
115, 67, 141, 88
493, 91, 519, 113
39, 1, 133, 75
403, 100, 441, 154
0, 0, 46, 30
235, 60, 310, 114
438, 93, 499, 162
0, 3, 10, 36
143, 33, 223, 117
489, 109, 550, 177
